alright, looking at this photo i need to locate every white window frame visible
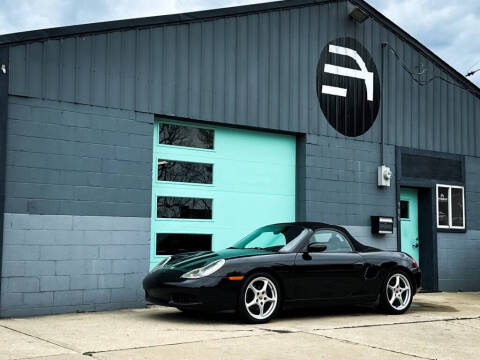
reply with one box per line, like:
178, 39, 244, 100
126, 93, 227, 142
436, 184, 465, 230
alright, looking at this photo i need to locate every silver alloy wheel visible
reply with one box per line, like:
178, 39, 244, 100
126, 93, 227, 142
386, 273, 411, 311
244, 276, 278, 320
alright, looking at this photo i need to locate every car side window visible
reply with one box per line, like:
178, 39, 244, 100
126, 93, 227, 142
310, 230, 353, 253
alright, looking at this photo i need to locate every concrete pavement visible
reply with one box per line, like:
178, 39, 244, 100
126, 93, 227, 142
1, 292, 479, 360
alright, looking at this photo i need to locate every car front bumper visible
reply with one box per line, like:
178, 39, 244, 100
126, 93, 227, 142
143, 269, 242, 311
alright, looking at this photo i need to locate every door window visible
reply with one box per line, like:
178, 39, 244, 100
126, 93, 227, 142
310, 230, 353, 253
400, 200, 409, 219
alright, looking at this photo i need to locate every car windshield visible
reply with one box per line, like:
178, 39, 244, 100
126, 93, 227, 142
229, 225, 308, 252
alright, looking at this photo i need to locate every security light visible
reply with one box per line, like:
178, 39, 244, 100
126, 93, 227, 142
348, 2, 369, 23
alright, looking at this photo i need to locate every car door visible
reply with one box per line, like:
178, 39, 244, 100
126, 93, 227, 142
292, 229, 365, 301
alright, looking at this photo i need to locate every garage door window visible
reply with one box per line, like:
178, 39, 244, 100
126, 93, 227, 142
158, 159, 213, 184
436, 184, 465, 230
156, 234, 212, 255
157, 196, 212, 219
159, 123, 214, 149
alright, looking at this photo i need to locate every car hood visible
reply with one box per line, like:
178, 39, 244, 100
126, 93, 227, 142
163, 248, 271, 272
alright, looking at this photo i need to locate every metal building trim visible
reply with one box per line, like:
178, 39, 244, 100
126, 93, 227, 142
0, 46, 9, 307
0, 0, 477, 98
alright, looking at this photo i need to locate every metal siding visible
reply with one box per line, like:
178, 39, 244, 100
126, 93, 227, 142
59, 38, 76, 103
6, 1, 480, 156
76, 36, 91, 105
174, 25, 188, 117
106, 32, 122, 109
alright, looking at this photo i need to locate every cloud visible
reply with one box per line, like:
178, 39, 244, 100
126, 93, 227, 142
366, 0, 480, 85
0, 0, 273, 34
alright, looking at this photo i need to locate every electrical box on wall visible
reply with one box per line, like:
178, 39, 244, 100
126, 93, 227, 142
378, 165, 392, 187
371, 216, 394, 234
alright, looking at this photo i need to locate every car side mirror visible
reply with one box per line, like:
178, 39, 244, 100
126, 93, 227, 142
307, 243, 327, 253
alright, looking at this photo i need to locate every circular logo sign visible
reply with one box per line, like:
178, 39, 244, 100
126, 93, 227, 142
317, 37, 381, 137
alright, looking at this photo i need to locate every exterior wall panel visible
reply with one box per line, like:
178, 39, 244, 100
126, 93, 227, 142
301, 134, 397, 249
1, 213, 149, 318
7, 1, 480, 155
5, 96, 153, 217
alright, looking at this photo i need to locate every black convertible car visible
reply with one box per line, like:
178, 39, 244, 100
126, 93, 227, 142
143, 222, 421, 323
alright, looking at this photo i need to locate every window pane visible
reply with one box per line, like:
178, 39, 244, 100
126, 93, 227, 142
159, 123, 214, 149
158, 160, 213, 184
400, 200, 409, 219
157, 196, 212, 219
156, 233, 212, 255
437, 187, 449, 226
451, 188, 464, 227
310, 230, 353, 252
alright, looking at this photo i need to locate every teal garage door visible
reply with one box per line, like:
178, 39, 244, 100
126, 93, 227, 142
150, 119, 296, 269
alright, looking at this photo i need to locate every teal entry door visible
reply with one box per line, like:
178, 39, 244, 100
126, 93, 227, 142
400, 188, 420, 265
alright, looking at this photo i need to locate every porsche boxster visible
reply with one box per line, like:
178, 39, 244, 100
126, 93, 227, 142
143, 222, 421, 323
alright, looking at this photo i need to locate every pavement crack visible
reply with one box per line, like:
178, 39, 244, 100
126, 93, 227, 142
0, 323, 80, 355
303, 331, 435, 360
258, 328, 297, 334
80, 332, 277, 356
311, 315, 480, 331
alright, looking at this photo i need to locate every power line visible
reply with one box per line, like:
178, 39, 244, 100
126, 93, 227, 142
384, 43, 478, 96
466, 68, 480, 77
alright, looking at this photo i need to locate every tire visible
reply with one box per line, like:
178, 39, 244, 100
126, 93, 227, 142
379, 269, 413, 314
238, 273, 281, 324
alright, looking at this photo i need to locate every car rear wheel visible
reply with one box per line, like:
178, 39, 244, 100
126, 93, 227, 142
238, 273, 281, 324
379, 270, 413, 314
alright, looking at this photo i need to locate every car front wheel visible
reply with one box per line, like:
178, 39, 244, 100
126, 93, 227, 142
238, 273, 281, 323
380, 270, 413, 314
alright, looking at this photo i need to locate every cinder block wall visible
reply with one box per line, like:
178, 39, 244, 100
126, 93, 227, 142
301, 134, 397, 250
437, 156, 480, 291
1, 96, 153, 317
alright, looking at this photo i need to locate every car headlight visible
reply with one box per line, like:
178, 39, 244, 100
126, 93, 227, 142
152, 256, 171, 271
181, 259, 225, 279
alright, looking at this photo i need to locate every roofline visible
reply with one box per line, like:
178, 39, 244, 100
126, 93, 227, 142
0, 0, 478, 96
0, 0, 327, 45
350, 0, 480, 96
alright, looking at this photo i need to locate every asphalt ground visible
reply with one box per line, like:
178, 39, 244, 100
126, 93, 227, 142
1, 292, 479, 360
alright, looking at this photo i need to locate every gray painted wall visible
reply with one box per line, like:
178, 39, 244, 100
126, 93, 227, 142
437, 231, 480, 291
1, 214, 149, 318
7, 1, 480, 156
1, 96, 154, 317
299, 134, 397, 250
5, 96, 153, 217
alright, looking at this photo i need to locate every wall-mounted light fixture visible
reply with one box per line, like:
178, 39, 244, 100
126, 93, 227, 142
348, 2, 370, 23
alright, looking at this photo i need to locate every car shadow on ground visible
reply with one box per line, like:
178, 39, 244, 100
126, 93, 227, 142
139, 300, 459, 325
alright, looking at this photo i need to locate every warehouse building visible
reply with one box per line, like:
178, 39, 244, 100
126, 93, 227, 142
0, 0, 479, 317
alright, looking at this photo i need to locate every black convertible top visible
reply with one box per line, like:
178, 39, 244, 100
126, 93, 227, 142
273, 222, 380, 253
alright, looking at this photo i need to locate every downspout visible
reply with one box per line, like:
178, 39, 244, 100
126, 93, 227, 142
381, 41, 388, 166
0, 46, 9, 315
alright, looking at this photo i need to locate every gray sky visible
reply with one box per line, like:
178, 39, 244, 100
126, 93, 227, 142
1, 0, 479, 85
